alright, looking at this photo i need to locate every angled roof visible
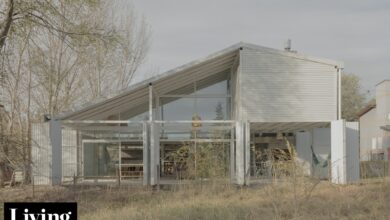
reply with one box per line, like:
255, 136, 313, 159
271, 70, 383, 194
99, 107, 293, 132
56, 42, 344, 121
357, 99, 376, 118
376, 79, 390, 86
381, 125, 390, 131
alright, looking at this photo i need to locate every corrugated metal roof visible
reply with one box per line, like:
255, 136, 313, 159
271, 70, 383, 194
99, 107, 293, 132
55, 42, 343, 120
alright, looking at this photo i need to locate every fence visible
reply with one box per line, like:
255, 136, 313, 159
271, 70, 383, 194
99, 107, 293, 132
360, 160, 390, 179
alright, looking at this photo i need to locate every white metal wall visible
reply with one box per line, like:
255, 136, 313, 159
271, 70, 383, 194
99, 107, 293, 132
62, 129, 77, 181
346, 122, 360, 182
32, 123, 78, 185
359, 108, 383, 160
331, 120, 346, 184
239, 48, 338, 122
359, 81, 390, 161
376, 81, 390, 159
331, 120, 360, 184
376, 81, 390, 127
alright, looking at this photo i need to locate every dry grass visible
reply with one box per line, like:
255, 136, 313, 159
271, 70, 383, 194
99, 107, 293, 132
1, 178, 390, 220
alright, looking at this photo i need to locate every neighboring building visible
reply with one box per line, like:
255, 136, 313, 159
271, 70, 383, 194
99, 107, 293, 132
31, 42, 359, 186
358, 80, 390, 161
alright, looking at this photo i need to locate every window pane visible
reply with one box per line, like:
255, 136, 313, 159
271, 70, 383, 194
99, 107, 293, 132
83, 143, 118, 177
196, 79, 228, 95
196, 98, 229, 120
161, 97, 194, 120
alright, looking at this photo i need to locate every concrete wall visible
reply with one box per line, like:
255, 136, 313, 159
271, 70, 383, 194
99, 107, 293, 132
239, 47, 338, 122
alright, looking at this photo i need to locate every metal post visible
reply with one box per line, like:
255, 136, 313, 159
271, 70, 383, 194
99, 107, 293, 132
235, 121, 245, 185
118, 122, 122, 186
142, 122, 149, 186
230, 126, 235, 183
245, 121, 250, 185
149, 83, 160, 186
337, 68, 342, 120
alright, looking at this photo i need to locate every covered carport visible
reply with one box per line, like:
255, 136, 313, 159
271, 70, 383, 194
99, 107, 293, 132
233, 120, 359, 185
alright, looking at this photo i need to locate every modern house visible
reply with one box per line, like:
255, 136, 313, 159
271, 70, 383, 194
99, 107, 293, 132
358, 80, 390, 161
31, 42, 359, 186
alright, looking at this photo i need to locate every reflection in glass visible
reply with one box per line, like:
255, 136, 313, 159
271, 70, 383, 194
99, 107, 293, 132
83, 143, 119, 177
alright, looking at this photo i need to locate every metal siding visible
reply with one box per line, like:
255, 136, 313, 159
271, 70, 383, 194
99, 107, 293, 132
359, 108, 381, 160
359, 81, 390, 161
239, 49, 337, 122
31, 123, 51, 185
376, 81, 390, 160
376, 81, 390, 127
331, 120, 346, 184
346, 122, 360, 183
62, 129, 77, 180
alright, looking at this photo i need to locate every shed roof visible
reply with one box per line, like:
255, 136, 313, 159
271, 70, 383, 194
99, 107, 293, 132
381, 125, 390, 131
357, 99, 376, 118
55, 42, 344, 121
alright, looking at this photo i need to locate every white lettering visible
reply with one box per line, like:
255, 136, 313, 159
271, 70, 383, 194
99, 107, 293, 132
60, 213, 71, 220
9, 207, 72, 220
41, 209, 46, 220
28, 213, 37, 220
10, 208, 17, 220
48, 213, 60, 220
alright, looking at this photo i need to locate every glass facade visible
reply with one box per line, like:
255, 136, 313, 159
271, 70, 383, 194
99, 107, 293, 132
62, 73, 234, 183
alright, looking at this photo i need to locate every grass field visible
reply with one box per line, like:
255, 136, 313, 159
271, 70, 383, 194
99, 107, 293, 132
1, 178, 390, 220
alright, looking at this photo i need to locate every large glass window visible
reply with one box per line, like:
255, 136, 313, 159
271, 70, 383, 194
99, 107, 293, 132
83, 143, 119, 177
160, 76, 231, 121
108, 73, 231, 122
161, 98, 194, 121
196, 80, 228, 95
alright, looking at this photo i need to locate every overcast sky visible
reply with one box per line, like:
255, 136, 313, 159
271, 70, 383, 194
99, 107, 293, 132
132, 0, 389, 95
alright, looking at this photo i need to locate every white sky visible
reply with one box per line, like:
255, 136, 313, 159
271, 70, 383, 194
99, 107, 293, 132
131, 0, 390, 95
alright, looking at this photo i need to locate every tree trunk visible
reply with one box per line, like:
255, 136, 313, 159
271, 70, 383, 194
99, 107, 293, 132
0, 162, 4, 188
0, 0, 14, 52
0, 104, 4, 188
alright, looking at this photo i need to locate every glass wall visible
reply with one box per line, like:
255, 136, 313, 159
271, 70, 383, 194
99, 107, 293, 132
160, 75, 231, 122
83, 143, 119, 177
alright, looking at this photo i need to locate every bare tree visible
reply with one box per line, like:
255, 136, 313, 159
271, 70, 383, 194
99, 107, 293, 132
0, 0, 14, 51
83, 1, 150, 99
0, 0, 150, 187
342, 73, 367, 121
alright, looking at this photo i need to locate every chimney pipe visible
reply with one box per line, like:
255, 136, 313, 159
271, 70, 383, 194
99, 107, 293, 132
284, 39, 292, 51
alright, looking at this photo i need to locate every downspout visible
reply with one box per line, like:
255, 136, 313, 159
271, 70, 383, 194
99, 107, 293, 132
337, 68, 342, 120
